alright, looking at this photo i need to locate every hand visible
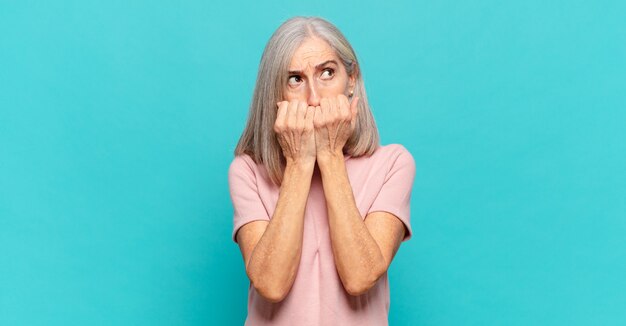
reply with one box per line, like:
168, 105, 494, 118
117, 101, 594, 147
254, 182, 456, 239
313, 94, 359, 159
274, 100, 316, 165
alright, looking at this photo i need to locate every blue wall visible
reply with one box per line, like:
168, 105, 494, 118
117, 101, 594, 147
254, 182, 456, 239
1, 1, 625, 325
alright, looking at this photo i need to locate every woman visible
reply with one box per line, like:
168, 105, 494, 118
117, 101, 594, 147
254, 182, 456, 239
228, 16, 415, 325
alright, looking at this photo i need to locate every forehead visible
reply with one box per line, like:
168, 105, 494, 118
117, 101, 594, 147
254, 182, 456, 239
289, 37, 338, 69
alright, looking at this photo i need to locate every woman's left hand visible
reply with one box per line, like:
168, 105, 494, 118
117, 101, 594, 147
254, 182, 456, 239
313, 94, 359, 160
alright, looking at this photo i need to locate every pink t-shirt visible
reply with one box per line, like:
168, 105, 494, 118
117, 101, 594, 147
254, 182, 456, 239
228, 144, 415, 326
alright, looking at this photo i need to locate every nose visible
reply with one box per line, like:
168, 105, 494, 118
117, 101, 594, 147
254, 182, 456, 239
307, 82, 320, 106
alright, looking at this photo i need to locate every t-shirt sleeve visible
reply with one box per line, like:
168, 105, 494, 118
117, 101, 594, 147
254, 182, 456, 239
228, 155, 270, 243
368, 145, 416, 241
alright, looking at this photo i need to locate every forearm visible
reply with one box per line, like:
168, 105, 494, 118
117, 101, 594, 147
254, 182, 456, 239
318, 153, 387, 296
246, 160, 314, 302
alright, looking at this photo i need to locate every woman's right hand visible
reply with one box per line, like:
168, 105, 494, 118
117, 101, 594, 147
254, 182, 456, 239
274, 100, 316, 166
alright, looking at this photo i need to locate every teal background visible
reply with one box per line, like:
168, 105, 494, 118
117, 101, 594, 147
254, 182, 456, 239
1, 0, 625, 325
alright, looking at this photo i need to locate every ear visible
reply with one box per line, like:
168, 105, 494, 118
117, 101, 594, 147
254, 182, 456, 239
348, 62, 358, 89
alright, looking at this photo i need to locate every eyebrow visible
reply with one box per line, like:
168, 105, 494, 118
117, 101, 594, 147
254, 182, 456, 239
288, 60, 338, 75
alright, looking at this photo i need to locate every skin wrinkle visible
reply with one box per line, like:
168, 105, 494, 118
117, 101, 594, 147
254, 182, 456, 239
285, 37, 352, 107
237, 35, 406, 303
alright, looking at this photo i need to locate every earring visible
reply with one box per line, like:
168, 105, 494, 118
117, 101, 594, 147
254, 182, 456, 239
349, 89, 354, 97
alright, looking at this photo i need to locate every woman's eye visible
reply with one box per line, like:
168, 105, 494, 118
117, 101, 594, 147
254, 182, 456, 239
288, 75, 302, 86
321, 69, 334, 79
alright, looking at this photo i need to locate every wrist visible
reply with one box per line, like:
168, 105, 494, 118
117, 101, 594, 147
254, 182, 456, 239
316, 150, 345, 169
285, 157, 316, 171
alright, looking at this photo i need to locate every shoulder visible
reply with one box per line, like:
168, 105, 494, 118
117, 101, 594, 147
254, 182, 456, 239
228, 154, 262, 184
372, 144, 415, 167
349, 144, 415, 180
371, 144, 416, 183
375, 143, 412, 157
229, 154, 257, 173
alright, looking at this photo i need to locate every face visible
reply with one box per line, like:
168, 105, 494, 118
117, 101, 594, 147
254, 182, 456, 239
283, 37, 355, 106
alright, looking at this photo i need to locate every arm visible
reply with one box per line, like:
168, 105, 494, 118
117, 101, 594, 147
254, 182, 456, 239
235, 100, 316, 303
317, 153, 406, 296
313, 95, 408, 295
237, 161, 314, 303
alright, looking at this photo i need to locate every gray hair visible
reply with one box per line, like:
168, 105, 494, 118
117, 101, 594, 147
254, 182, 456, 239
235, 16, 380, 185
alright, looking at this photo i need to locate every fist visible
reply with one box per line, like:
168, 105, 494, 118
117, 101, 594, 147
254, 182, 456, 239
313, 94, 359, 157
274, 100, 316, 164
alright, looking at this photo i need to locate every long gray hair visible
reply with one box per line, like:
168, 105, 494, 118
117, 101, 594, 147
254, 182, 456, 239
235, 16, 379, 185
